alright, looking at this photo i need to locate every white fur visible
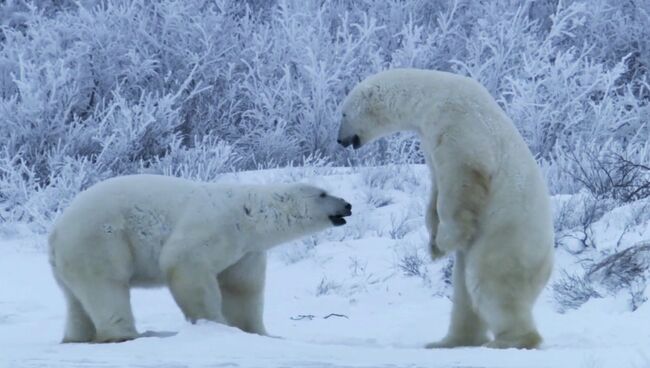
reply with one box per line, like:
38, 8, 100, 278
49, 175, 350, 343
339, 69, 554, 349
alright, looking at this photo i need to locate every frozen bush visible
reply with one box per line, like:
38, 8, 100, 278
586, 242, 650, 296
398, 250, 426, 278
441, 258, 454, 286
554, 242, 650, 312
566, 148, 650, 203
553, 270, 603, 313
386, 211, 419, 240
1, 0, 649, 230
348, 256, 368, 277
395, 245, 431, 286
364, 188, 393, 209
146, 136, 238, 182
315, 277, 341, 297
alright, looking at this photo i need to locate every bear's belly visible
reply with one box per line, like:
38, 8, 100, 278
126, 235, 169, 287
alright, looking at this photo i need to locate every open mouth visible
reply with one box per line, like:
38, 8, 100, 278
338, 135, 361, 149
351, 135, 361, 149
329, 215, 348, 226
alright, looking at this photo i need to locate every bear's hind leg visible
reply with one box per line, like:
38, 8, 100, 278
70, 278, 138, 343
218, 251, 268, 335
55, 277, 96, 343
426, 252, 489, 348
468, 252, 544, 349
478, 296, 541, 349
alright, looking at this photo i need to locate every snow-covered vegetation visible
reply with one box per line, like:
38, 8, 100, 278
0, 1, 649, 366
1, 0, 648, 224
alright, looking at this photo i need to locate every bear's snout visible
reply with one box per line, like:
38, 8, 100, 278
337, 135, 361, 149
329, 201, 352, 226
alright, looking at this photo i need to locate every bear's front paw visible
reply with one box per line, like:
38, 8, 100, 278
429, 239, 447, 261
435, 221, 472, 253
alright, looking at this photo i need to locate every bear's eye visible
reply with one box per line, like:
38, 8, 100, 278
342, 113, 347, 118
319, 192, 327, 198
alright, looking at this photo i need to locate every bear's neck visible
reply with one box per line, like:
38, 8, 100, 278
383, 71, 507, 159
375, 77, 450, 133
238, 193, 325, 251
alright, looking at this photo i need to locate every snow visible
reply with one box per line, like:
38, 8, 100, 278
1, 167, 649, 368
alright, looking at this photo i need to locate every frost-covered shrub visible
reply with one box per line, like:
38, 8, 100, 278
145, 136, 238, 182
395, 245, 431, 286
1, 0, 649, 229
315, 277, 341, 297
554, 192, 614, 254
553, 242, 650, 312
586, 243, 650, 296
398, 250, 426, 278
566, 148, 650, 203
361, 164, 423, 194
553, 270, 603, 313
441, 258, 454, 286
364, 187, 393, 209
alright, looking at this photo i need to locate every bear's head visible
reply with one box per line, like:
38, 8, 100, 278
274, 184, 352, 227
337, 71, 409, 149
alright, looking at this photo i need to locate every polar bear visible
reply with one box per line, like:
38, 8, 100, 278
338, 69, 554, 349
49, 174, 351, 343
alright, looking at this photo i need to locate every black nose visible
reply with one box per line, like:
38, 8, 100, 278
341, 202, 352, 216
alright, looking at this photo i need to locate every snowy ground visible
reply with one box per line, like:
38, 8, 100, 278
1, 166, 649, 368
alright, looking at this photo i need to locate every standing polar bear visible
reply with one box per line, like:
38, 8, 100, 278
49, 175, 351, 343
338, 69, 554, 349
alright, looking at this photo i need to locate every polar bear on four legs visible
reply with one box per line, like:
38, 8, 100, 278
49, 175, 352, 343
338, 69, 554, 349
